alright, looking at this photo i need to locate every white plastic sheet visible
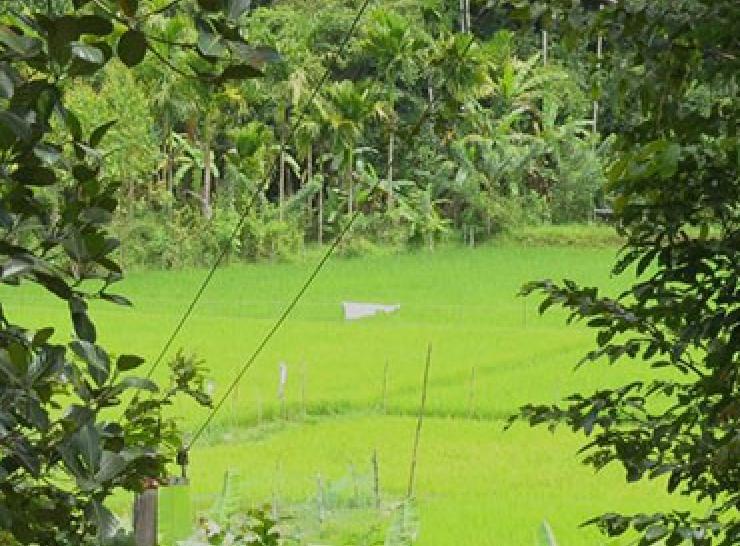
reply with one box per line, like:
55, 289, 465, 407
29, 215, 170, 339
342, 301, 401, 321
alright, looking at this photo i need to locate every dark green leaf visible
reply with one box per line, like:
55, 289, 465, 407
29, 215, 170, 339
117, 30, 147, 67
116, 354, 145, 371
70, 340, 109, 385
90, 119, 116, 147
12, 165, 56, 186
197, 0, 223, 12
216, 63, 263, 83
78, 15, 113, 36
0, 111, 32, 142
119, 0, 138, 17
31, 327, 55, 347
69, 300, 97, 344
100, 293, 132, 306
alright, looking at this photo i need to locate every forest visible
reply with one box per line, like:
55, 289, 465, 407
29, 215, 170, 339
63, 0, 613, 267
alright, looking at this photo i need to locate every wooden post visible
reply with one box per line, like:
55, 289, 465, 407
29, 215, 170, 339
133, 488, 158, 546
542, 30, 548, 65
272, 461, 281, 520
316, 473, 326, 525
382, 360, 389, 413
350, 463, 360, 506
372, 449, 381, 510
301, 362, 307, 419
278, 362, 288, 421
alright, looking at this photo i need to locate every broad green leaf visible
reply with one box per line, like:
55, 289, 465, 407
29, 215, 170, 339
70, 42, 104, 65
119, 376, 159, 392
70, 339, 110, 385
198, 31, 227, 58
0, 111, 31, 142
94, 451, 128, 482
74, 423, 102, 471
84, 499, 118, 540
0, 25, 42, 57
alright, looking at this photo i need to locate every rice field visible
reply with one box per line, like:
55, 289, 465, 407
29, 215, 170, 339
6, 240, 685, 544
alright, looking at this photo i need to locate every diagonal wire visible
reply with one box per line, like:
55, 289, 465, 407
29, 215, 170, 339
187, 19, 487, 449
141, 0, 375, 382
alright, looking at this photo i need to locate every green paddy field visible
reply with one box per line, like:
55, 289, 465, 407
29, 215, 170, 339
7, 241, 687, 545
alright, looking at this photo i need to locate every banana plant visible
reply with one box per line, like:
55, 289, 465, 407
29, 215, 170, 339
171, 133, 221, 216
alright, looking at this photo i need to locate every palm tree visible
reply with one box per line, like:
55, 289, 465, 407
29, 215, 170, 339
318, 80, 379, 216
361, 10, 427, 214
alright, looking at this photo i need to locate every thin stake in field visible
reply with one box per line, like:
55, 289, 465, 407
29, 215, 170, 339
407, 343, 432, 499
372, 448, 381, 510
278, 362, 288, 421
468, 366, 477, 419
382, 360, 389, 414
301, 361, 307, 419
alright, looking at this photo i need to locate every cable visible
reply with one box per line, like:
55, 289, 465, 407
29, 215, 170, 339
187, 21, 485, 449
141, 0, 375, 382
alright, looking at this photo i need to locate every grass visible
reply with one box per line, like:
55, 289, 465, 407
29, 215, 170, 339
3, 240, 683, 544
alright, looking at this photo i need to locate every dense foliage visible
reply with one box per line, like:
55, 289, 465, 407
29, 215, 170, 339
55, 0, 609, 268
0, 0, 271, 543
512, 1, 739, 545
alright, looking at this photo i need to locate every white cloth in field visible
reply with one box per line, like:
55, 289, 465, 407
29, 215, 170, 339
342, 301, 401, 320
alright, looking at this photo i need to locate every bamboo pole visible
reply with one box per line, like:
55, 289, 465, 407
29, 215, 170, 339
407, 344, 432, 499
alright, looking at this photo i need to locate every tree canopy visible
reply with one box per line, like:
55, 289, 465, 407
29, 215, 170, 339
512, 2, 738, 544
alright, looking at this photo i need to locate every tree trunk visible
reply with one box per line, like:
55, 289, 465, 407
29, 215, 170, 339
202, 139, 212, 219
317, 157, 324, 246
279, 136, 285, 222
347, 161, 353, 215
346, 149, 353, 216
306, 145, 313, 203
387, 131, 394, 213
459, 0, 465, 32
